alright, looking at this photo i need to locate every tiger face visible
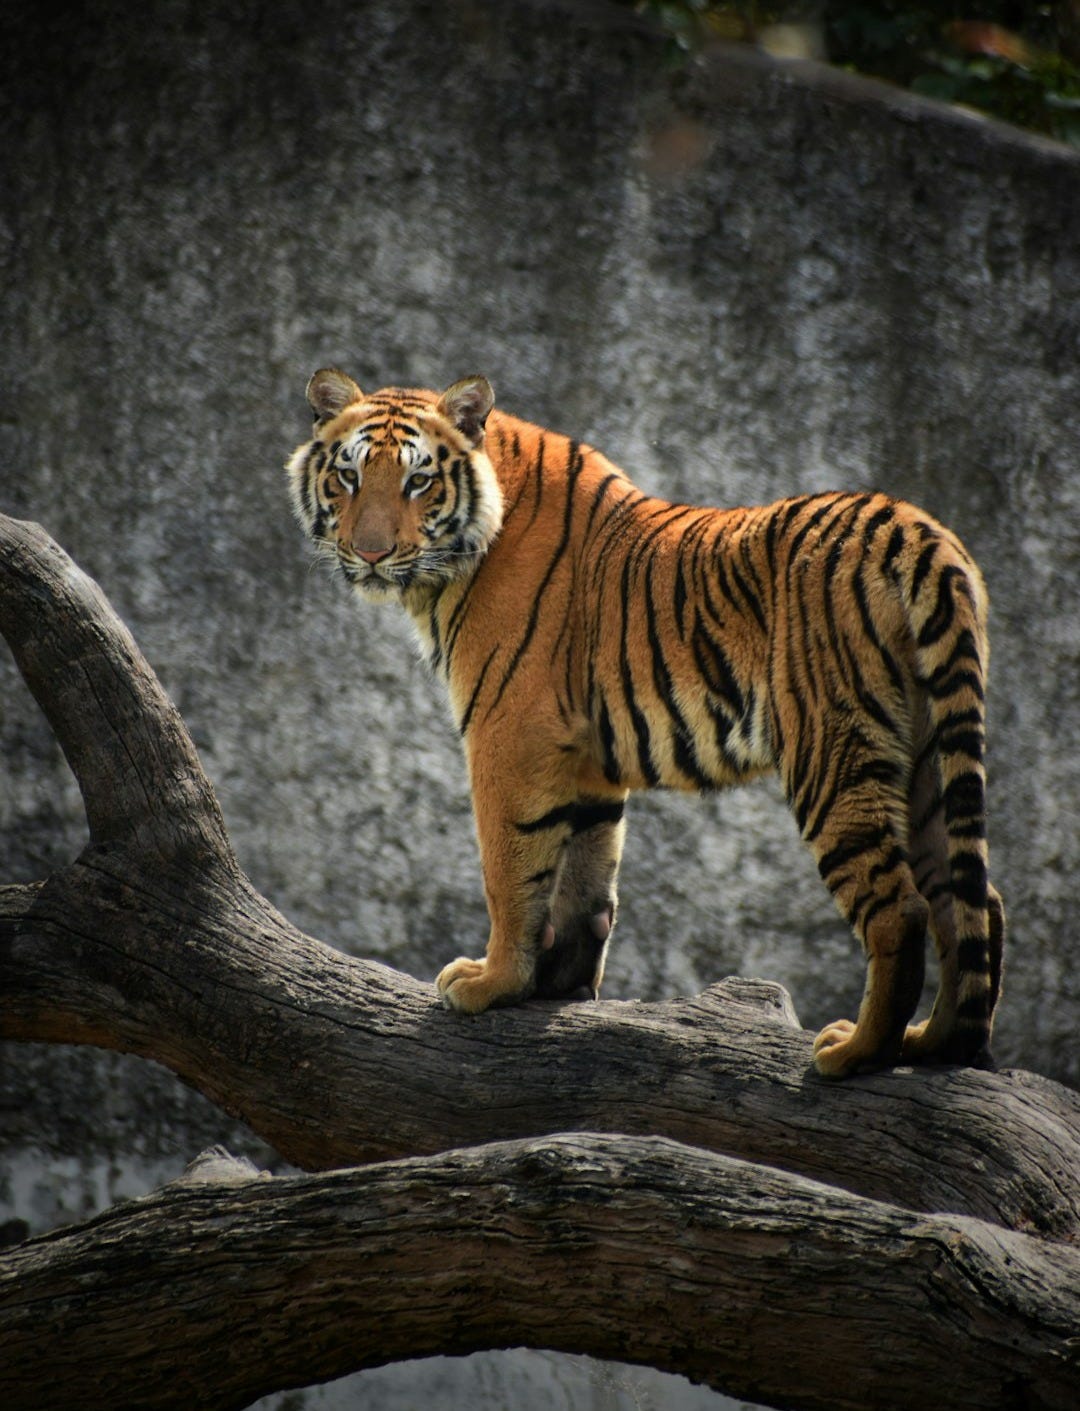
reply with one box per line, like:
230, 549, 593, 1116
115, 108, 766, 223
286, 369, 503, 600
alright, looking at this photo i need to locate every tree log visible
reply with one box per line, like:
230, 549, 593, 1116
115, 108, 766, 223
1, 1136, 1078, 1411
3, 511, 1080, 1409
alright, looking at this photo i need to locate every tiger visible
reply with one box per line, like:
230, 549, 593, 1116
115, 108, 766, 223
286, 368, 1004, 1078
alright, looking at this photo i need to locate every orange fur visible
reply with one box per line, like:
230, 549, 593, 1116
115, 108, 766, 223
288, 371, 1004, 1077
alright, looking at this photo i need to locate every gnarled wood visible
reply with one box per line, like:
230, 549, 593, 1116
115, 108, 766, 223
3, 850, 1080, 1237
0, 516, 231, 863
3, 511, 1080, 1410
1, 1136, 1077, 1411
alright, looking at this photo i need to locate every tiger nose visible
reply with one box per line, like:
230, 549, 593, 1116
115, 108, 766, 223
356, 544, 393, 564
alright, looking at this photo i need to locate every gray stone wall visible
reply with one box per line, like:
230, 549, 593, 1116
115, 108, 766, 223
2, 1, 1078, 1406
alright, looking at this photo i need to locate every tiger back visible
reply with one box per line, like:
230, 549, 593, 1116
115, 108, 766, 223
287, 369, 1004, 1078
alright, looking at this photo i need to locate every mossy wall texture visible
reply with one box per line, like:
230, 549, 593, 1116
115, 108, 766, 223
2, 0, 1078, 1404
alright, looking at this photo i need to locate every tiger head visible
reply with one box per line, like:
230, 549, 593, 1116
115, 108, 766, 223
287, 369, 504, 599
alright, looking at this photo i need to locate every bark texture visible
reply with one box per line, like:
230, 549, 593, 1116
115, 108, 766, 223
2, 1138, 1078, 1411
3, 513, 1079, 1411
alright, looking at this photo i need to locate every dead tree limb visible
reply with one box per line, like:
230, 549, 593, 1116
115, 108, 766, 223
1, 1135, 1078, 1411
3, 511, 1080, 1409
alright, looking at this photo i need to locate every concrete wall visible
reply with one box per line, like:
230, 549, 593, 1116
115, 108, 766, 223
2, 1, 1078, 1406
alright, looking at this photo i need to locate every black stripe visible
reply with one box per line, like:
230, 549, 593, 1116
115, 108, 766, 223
911, 541, 937, 601
587, 487, 648, 593
926, 668, 985, 701
697, 544, 729, 630
523, 434, 546, 530
861, 503, 896, 545
799, 728, 859, 842
950, 853, 988, 907
776, 493, 815, 538
674, 558, 687, 638
691, 614, 744, 715
787, 494, 845, 560
619, 548, 660, 786
458, 643, 500, 736
922, 627, 982, 689
848, 756, 905, 793
817, 824, 890, 884
763, 510, 778, 578
598, 693, 621, 785
644, 555, 712, 788
444, 574, 480, 662
582, 472, 623, 541
881, 523, 905, 580
516, 798, 625, 835
836, 627, 901, 737
821, 498, 867, 582
918, 564, 966, 647
729, 556, 767, 631
868, 844, 907, 883
956, 937, 991, 972
852, 562, 905, 697
710, 546, 742, 615
860, 878, 903, 930
738, 532, 769, 621
938, 728, 985, 760
485, 443, 583, 718
427, 606, 443, 673
944, 771, 985, 823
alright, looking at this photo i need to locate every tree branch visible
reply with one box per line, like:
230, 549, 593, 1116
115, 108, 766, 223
1, 1135, 1077, 1411
0, 515, 231, 862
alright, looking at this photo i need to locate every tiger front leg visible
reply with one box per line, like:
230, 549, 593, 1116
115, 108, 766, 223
435, 796, 570, 1015
435, 862, 544, 1014
436, 790, 628, 1014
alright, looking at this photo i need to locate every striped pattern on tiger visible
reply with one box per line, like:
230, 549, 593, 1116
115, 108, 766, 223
287, 368, 1004, 1078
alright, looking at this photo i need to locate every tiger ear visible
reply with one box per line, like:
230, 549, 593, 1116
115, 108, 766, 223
437, 376, 494, 446
306, 368, 363, 424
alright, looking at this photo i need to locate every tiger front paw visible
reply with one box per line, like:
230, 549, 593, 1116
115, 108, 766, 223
436, 956, 525, 1014
812, 1019, 859, 1077
813, 1018, 902, 1078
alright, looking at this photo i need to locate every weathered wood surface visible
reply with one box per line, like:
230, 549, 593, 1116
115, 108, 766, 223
1, 1137, 1078, 1411
4, 853, 1080, 1236
3, 511, 1080, 1411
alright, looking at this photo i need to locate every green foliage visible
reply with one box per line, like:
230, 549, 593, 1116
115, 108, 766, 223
620, 2, 1080, 146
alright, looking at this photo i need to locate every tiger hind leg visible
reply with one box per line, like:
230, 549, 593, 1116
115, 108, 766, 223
902, 883, 1004, 1068
810, 817, 929, 1079
901, 751, 1003, 1067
